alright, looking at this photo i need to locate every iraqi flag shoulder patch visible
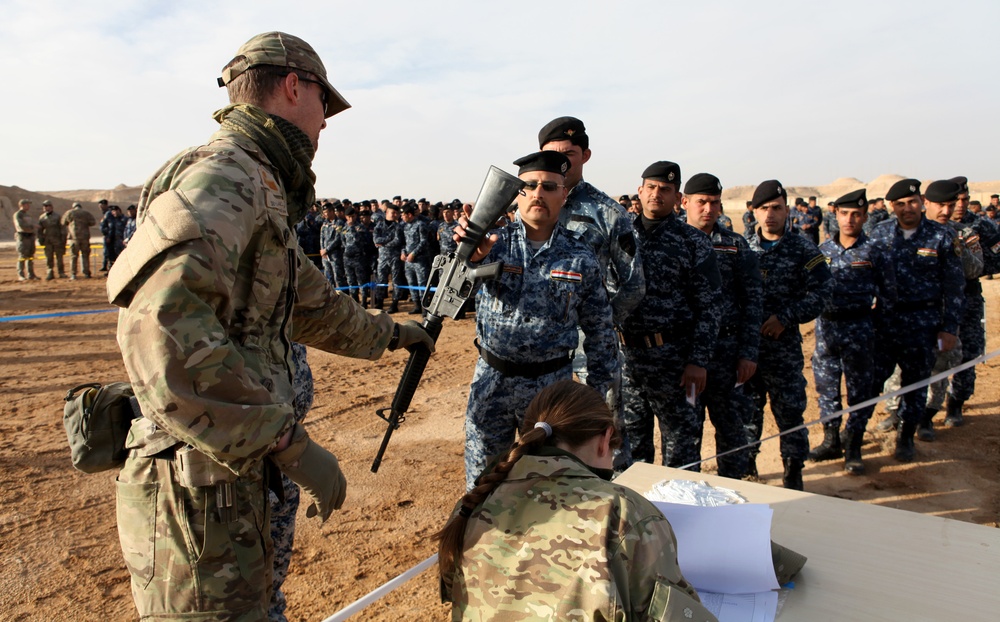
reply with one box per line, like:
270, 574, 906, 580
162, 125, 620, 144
550, 269, 583, 283
916, 247, 938, 258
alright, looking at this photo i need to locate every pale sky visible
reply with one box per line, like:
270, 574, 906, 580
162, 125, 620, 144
1, 0, 997, 202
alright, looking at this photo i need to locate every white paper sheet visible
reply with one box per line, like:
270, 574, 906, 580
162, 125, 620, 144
652, 501, 780, 594
698, 590, 778, 622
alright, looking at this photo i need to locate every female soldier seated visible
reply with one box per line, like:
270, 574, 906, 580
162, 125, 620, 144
436, 379, 717, 621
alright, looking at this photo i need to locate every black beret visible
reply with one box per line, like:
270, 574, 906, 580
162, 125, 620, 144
986, 205, 996, 211
392, 195, 401, 201
684, 172, 723, 196
808, 196, 817, 201
418, 197, 426, 202
833, 188, 867, 209
751, 180, 787, 208
619, 194, 630, 202
871, 197, 883, 203
948, 176, 969, 193
343, 206, 356, 215
925, 179, 961, 203
885, 178, 921, 202
641, 161, 681, 186
538, 116, 589, 150
631, 194, 639, 201
514, 151, 571, 176
98, 199, 108, 205
401, 205, 416, 214
342, 198, 352, 204
361, 200, 371, 207
992, 194, 999, 199
322, 203, 335, 210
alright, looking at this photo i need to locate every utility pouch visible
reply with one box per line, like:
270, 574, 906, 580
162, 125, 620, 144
174, 445, 238, 489
63, 382, 138, 473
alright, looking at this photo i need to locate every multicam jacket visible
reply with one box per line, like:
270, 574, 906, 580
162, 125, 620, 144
107, 128, 394, 476
444, 449, 717, 622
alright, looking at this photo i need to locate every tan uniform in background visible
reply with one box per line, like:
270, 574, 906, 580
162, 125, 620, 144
37, 200, 67, 279
13, 199, 38, 281
61, 203, 96, 279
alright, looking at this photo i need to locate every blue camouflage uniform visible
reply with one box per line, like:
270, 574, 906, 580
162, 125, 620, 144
822, 209, 840, 242
319, 217, 344, 288
746, 226, 833, 465
560, 181, 645, 388
813, 233, 896, 435
716, 212, 733, 231
342, 221, 375, 303
123, 216, 137, 246
373, 217, 406, 308
464, 220, 618, 490
863, 207, 891, 235
267, 342, 313, 622
401, 218, 432, 306
295, 209, 322, 269
948, 211, 1000, 403
438, 219, 460, 255
869, 216, 965, 430
742, 210, 756, 237
620, 213, 722, 470
101, 211, 127, 266
696, 224, 762, 479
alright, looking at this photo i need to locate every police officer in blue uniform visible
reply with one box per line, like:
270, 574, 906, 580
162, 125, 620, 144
373, 203, 407, 313
684, 172, 762, 479
745, 180, 833, 490
869, 179, 965, 461
400, 203, 432, 315
809, 189, 896, 474
458, 151, 618, 490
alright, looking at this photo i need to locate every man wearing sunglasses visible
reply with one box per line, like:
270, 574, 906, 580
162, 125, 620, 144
457, 150, 618, 491
107, 32, 433, 620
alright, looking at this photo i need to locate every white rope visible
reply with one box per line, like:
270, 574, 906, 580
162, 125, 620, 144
321, 553, 439, 622
678, 346, 1000, 470
322, 347, 1000, 620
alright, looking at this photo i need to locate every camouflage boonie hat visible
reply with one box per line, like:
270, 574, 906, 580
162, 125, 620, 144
18, 199, 31, 206
218, 31, 350, 118
42, 199, 53, 206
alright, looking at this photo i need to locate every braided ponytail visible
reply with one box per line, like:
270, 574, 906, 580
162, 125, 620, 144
435, 379, 620, 588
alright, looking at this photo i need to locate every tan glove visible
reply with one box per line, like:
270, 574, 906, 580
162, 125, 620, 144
393, 320, 436, 353
271, 423, 346, 521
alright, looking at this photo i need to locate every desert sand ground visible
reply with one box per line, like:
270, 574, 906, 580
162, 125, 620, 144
1, 247, 998, 621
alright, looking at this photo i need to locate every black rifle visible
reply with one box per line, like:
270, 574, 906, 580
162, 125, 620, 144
371, 166, 525, 472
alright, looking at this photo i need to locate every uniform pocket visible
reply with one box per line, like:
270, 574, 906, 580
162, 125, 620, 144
115, 480, 158, 588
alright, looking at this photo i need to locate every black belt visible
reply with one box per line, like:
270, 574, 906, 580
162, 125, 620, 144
617, 326, 688, 348
821, 308, 872, 322
895, 299, 939, 313
476, 340, 572, 378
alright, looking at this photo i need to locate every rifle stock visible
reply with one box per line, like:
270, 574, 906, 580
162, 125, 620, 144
371, 166, 524, 473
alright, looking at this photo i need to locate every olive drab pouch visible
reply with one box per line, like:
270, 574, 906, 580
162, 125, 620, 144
63, 382, 138, 473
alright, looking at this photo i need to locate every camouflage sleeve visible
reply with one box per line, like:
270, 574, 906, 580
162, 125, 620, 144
776, 243, 833, 327
874, 244, 897, 315
613, 497, 717, 621
608, 212, 646, 326
974, 216, 1000, 276
414, 221, 430, 256
687, 239, 722, 369
579, 257, 619, 397
292, 248, 394, 358
958, 227, 984, 280
939, 232, 966, 336
736, 238, 763, 362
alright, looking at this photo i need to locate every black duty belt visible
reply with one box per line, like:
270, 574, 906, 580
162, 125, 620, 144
476, 340, 572, 378
894, 299, 940, 313
617, 327, 687, 348
821, 308, 872, 322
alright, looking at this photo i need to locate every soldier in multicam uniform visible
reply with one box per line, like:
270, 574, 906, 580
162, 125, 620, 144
745, 180, 833, 490
437, 380, 718, 622
538, 117, 644, 378
458, 151, 618, 490
869, 179, 964, 462
267, 343, 313, 622
13, 199, 39, 281
106, 32, 433, 620
61, 201, 96, 279
685, 173, 763, 480
400, 203, 432, 315
372, 203, 407, 313
37, 199, 67, 280
808, 189, 896, 475
877, 179, 981, 440
943, 176, 1000, 425
619, 163, 723, 471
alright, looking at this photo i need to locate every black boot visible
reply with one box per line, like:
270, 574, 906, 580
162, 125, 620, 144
782, 458, 804, 491
944, 395, 965, 427
745, 454, 758, 480
917, 407, 937, 442
895, 421, 916, 462
843, 429, 865, 475
808, 426, 843, 462
387, 300, 399, 314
